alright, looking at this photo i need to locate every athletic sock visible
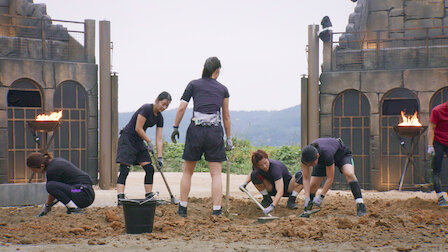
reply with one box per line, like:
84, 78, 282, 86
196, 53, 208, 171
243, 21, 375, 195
213, 205, 221, 211
180, 201, 188, 207
437, 192, 444, 198
355, 198, 364, 204
66, 200, 78, 208
260, 189, 268, 196
291, 191, 299, 197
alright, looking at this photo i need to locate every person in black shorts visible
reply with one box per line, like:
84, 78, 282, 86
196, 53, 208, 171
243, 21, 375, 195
27, 152, 95, 216
239, 150, 303, 214
300, 138, 366, 217
171, 57, 232, 217
116, 91, 171, 205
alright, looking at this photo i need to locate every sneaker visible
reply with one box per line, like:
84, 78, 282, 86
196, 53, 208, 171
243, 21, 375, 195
287, 196, 298, 209
261, 195, 273, 208
178, 205, 187, 218
145, 192, 155, 199
357, 203, 366, 217
66, 207, 84, 214
117, 193, 125, 206
438, 196, 448, 207
212, 209, 222, 216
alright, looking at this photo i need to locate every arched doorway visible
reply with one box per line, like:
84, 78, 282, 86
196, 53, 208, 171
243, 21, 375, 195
430, 87, 448, 191
7, 79, 45, 183
332, 89, 371, 189
380, 88, 423, 190
53, 81, 88, 172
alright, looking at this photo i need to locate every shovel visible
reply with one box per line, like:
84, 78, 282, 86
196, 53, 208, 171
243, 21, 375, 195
150, 151, 179, 204
239, 186, 279, 223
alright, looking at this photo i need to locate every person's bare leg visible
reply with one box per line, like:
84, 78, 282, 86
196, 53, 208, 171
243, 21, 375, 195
180, 161, 196, 202
209, 162, 223, 206
310, 176, 324, 195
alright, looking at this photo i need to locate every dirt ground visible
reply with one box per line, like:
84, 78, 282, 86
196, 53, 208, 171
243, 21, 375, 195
1, 172, 448, 251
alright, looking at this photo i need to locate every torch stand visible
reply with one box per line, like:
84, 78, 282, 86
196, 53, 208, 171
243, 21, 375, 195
27, 121, 62, 183
393, 126, 428, 191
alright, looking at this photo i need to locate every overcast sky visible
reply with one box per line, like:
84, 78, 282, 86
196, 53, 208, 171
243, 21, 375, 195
35, 0, 354, 112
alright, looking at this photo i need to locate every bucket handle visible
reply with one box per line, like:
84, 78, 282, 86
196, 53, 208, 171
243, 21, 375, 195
139, 191, 159, 205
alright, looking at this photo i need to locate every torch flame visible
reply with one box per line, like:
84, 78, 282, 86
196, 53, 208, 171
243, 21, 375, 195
398, 111, 422, 126
36, 111, 63, 121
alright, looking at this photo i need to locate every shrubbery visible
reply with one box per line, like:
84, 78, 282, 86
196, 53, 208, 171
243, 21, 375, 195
131, 137, 302, 175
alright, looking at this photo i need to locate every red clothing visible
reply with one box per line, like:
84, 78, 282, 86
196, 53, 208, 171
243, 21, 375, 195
430, 102, 448, 146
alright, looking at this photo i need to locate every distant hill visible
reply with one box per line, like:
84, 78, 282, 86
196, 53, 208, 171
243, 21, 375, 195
119, 105, 300, 146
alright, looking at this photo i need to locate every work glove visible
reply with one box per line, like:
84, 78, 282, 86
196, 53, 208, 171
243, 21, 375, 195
427, 145, 435, 155
171, 126, 179, 143
157, 157, 163, 169
313, 194, 325, 207
263, 204, 275, 215
37, 203, 51, 217
239, 182, 248, 191
146, 141, 154, 154
299, 197, 313, 218
225, 137, 233, 151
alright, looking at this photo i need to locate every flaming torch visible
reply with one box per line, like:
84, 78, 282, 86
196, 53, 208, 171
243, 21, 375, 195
27, 111, 63, 183
393, 110, 427, 191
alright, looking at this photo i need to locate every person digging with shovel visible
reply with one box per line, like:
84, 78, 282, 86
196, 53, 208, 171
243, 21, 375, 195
300, 138, 367, 218
115, 91, 171, 206
27, 152, 95, 216
239, 150, 304, 215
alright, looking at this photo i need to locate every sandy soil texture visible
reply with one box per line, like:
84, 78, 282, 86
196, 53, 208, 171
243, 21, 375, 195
1, 192, 448, 251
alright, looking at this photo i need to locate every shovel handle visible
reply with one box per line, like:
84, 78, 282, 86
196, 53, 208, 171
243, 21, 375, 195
239, 186, 272, 217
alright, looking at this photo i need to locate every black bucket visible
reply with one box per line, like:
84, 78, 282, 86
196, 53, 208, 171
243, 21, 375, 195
121, 199, 157, 234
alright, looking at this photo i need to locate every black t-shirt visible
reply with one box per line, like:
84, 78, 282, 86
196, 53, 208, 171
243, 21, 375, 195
253, 159, 292, 184
46, 158, 93, 185
312, 138, 345, 167
181, 77, 230, 114
121, 104, 164, 138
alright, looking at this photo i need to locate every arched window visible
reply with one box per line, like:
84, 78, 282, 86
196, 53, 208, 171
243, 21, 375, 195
53, 81, 88, 171
7, 79, 44, 183
332, 89, 370, 189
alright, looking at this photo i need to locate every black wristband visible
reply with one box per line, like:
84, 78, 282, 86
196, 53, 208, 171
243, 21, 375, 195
173, 126, 179, 129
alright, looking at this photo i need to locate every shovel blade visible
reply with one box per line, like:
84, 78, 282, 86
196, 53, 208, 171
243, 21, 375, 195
258, 216, 279, 223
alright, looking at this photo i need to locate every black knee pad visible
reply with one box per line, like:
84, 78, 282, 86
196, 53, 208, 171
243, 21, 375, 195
250, 171, 263, 185
294, 171, 303, 185
143, 163, 154, 184
349, 180, 362, 199
117, 164, 130, 185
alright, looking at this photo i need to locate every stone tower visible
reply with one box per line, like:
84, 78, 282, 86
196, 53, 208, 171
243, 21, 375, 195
0, 0, 98, 186
319, 0, 448, 191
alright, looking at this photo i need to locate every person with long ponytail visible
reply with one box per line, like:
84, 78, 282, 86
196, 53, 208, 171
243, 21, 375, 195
300, 138, 367, 217
27, 152, 95, 216
115, 91, 172, 205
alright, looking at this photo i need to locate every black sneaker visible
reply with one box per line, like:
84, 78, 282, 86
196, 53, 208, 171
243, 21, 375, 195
438, 196, 448, 207
117, 194, 125, 206
67, 207, 84, 214
287, 196, 298, 209
261, 195, 273, 208
357, 203, 366, 217
212, 208, 222, 216
178, 205, 187, 218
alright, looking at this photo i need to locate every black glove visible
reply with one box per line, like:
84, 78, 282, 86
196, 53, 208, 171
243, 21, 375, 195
157, 157, 163, 169
37, 203, 51, 217
225, 137, 233, 151
171, 126, 179, 143
146, 141, 154, 153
